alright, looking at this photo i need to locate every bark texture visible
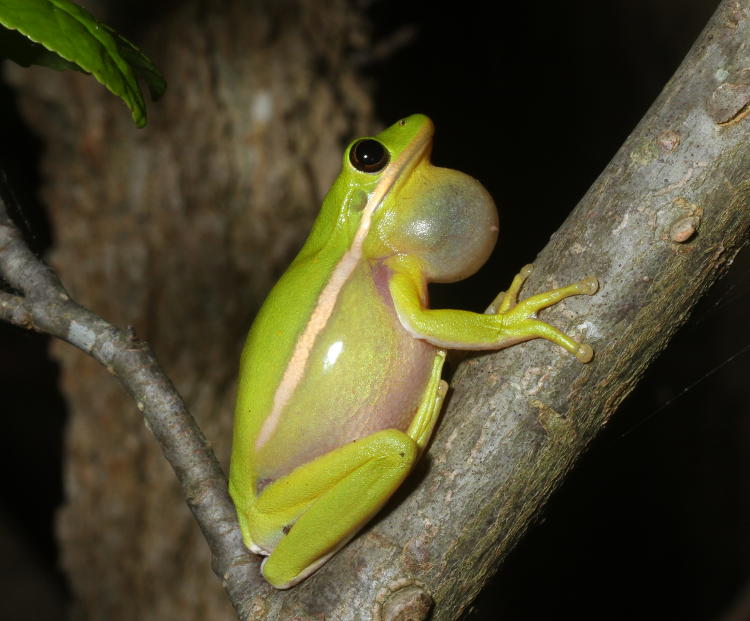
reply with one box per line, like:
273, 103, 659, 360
7, 1, 372, 619
364, 3, 750, 618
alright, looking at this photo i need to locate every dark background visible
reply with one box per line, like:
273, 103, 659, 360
1, 0, 748, 619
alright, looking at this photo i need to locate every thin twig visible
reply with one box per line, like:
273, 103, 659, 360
0, 180, 262, 619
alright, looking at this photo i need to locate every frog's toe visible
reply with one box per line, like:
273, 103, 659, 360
577, 276, 599, 295
574, 343, 594, 363
518, 263, 534, 279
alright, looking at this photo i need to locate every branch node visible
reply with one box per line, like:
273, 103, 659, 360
124, 324, 140, 344
669, 215, 701, 243
372, 579, 433, 621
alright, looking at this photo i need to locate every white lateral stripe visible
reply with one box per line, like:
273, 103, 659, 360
255, 126, 432, 449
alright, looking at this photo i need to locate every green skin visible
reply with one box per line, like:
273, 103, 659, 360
229, 114, 598, 588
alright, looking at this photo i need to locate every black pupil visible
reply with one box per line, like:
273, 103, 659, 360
350, 139, 389, 173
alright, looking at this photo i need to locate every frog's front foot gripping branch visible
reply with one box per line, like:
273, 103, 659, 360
489, 264, 598, 363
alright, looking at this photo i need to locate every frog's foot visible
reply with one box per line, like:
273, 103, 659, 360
487, 264, 535, 314
248, 540, 269, 556
495, 264, 598, 362
230, 482, 272, 556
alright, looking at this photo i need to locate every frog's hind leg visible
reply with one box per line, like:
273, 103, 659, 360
254, 428, 419, 588
254, 350, 449, 588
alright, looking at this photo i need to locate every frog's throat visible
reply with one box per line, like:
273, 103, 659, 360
255, 125, 433, 450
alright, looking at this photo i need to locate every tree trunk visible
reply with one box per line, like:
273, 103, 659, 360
7, 1, 372, 618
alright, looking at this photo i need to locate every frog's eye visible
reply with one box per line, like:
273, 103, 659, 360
349, 139, 390, 173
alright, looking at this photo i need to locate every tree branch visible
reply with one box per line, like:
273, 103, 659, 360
237, 1, 750, 618
0, 175, 263, 618
0, 289, 32, 326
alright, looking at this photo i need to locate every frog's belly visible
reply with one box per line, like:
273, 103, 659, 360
253, 261, 436, 483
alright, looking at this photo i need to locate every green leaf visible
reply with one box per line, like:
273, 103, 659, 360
100, 23, 165, 104
0, 0, 166, 127
0, 23, 81, 71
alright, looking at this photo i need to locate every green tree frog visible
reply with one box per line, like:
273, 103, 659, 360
229, 114, 597, 589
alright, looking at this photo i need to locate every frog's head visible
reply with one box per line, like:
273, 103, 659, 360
312, 115, 497, 283
352, 114, 498, 283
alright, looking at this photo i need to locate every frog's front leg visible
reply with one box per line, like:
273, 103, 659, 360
408, 349, 448, 450
488, 263, 598, 361
388, 257, 597, 361
245, 351, 447, 589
